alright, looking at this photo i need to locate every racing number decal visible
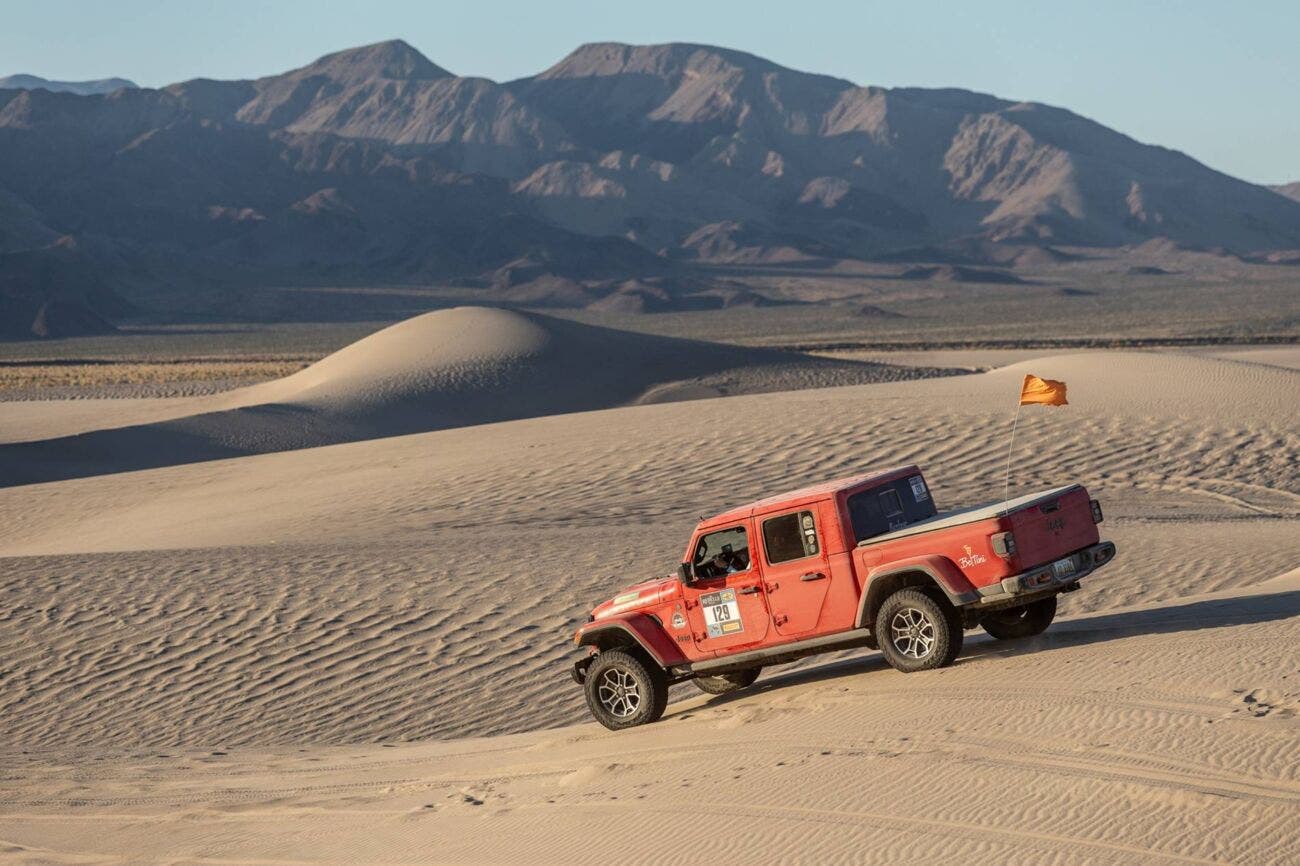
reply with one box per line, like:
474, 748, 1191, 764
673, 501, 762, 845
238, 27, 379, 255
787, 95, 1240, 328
699, 588, 744, 638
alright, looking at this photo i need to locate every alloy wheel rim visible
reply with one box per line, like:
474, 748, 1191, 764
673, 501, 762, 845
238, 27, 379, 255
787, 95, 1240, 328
596, 667, 641, 717
890, 607, 936, 659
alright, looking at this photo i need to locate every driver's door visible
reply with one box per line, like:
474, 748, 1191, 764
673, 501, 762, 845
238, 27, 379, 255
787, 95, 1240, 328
682, 521, 771, 654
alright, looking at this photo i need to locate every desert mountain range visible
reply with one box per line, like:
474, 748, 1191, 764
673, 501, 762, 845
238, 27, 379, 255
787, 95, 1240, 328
3, 39, 1300, 335
0, 73, 138, 96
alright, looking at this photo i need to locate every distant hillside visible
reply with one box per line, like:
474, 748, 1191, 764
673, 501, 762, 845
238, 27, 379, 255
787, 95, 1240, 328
1273, 182, 1300, 203
0, 74, 136, 95
0, 236, 130, 338
2, 39, 1299, 333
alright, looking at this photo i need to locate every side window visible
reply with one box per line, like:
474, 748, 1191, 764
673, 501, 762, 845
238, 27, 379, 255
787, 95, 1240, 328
692, 526, 750, 578
762, 510, 819, 565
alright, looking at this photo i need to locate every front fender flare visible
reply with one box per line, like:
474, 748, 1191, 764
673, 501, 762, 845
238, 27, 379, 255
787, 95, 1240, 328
574, 613, 687, 670
855, 556, 979, 628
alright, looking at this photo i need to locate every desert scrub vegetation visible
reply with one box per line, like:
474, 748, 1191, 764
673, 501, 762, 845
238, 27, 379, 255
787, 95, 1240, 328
0, 358, 313, 397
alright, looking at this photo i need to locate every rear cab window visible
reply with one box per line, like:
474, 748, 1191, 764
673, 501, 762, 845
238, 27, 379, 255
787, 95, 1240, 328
847, 474, 937, 544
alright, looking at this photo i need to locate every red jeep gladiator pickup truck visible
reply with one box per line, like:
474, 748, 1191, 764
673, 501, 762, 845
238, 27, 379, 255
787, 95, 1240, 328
572, 465, 1116, 729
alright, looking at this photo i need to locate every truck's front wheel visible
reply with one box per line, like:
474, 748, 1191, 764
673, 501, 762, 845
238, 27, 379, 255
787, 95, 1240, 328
583, 649, 669, 731
875, 589, 963, 673
693, 667, 762, 695
982, 595, 1057, 640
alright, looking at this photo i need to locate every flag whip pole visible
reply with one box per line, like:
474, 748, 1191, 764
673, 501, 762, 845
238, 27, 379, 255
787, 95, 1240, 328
1000, 400, 1023, 515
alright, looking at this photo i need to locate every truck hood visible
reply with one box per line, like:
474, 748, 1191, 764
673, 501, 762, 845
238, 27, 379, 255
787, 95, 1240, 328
591, 575, 680, 620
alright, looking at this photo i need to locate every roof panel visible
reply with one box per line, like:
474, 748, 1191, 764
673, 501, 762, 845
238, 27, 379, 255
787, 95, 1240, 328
697, 464, 921, 530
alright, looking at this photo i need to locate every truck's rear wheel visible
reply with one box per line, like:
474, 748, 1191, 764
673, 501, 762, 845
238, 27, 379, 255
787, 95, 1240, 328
875, 589, 963, 673
693, 667, 761, 695
982, 595, 1057, 640
583, 649, 669, 730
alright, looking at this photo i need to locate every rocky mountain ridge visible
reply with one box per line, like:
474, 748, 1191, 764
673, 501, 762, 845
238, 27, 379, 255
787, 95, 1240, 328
2, 39, 1298, 335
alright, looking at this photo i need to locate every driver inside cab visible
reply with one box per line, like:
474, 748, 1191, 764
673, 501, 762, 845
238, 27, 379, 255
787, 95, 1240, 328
711, 545, 746, 574
692, 525, 752, 579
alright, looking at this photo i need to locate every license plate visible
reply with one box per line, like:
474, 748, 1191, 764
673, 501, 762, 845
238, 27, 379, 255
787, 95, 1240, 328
1052, 557, 1076, 579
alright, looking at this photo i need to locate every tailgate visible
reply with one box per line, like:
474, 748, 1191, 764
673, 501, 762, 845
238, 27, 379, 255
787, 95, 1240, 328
1006, 486, 1099, 568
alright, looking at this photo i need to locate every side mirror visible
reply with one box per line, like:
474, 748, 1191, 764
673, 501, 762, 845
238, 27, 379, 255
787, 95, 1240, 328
677, 562, 694, 585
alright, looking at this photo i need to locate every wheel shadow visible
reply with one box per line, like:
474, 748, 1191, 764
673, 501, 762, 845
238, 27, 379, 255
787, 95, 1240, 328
959, 588, 1300, 663
680, 587, 1300, 711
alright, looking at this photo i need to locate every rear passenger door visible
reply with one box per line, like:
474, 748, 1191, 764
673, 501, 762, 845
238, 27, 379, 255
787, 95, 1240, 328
757, 508, 831, 637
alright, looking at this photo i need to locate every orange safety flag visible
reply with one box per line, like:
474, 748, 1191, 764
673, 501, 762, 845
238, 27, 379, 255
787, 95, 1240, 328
1020, 374, 1068, 406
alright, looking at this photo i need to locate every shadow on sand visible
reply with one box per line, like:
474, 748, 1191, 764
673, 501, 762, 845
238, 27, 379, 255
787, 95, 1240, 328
687, 588, 1300, 710
0, 404, 350, 488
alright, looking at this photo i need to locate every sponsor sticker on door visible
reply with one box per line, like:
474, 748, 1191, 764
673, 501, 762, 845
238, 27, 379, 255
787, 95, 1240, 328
909, 476, 929, 502
700, 588, 744, 638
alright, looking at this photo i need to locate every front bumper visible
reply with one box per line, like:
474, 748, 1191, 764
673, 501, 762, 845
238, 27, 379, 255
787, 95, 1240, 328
976, 540, 1116, 606
571, 655, 594, 685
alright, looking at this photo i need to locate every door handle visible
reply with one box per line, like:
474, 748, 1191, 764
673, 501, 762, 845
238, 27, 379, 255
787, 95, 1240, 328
800, 572, 826, 582
738, 586, 761, 595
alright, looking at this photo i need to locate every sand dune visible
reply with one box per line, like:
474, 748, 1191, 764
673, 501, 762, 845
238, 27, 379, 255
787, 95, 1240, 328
0, 307, 954, 486
1, 519, 1295, 752
1, 349, 1294, 557
1199, 345, 1300, 370
0, 343, 1295, 864
1, 573, 1296, 865
240, 305, 954, 422
0, 351, 1294, 740
816, 343, 1300, 375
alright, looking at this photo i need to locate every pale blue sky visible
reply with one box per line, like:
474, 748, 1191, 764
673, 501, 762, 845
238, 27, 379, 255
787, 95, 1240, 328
3, 0, 1296, 184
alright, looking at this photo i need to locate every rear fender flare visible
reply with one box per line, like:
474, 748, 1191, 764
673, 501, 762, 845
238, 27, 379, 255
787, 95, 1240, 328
856, 556, 978, 628
574, 613, 686, 670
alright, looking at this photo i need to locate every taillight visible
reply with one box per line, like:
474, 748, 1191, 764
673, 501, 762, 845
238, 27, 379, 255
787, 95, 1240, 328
1090, 499, 1103, 523
990, 531, 1017, 558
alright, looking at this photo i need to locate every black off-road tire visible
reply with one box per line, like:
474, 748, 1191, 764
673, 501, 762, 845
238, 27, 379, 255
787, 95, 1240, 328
982, 595, 1057, 641
875, 588, 963, 673
692, 667, 762, 695
583, 649, 669, 730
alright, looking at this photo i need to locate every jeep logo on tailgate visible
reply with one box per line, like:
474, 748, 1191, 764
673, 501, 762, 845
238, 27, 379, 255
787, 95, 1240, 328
1046, 517, 1065, 532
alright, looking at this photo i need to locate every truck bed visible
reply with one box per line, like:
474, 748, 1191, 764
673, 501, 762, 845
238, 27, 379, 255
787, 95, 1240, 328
857, 484, 1081, 547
